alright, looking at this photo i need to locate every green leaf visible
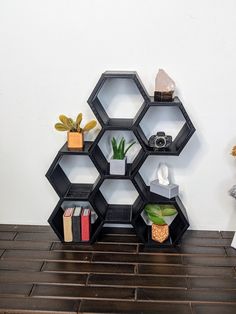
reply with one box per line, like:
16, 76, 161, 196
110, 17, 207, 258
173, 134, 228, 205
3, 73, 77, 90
83, 120, 97, 132
112, 137, 119, 159
54, 123, 69, 131
148, 213, 166, 225
117, 137, 124, 153
144, 204, 161, 216
161, 207, 177, 216
124, 141, 136, 156
76, 113, 82, 126
76, 113, 82, 131
120, 138, 125, 159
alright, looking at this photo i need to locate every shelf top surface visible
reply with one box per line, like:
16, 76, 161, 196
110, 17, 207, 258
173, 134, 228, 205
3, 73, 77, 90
59, 141, 93, 154
148, 96, 181, 106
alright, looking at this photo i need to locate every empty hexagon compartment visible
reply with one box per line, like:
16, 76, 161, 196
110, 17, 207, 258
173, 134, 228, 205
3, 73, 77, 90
134, 97, 195, 155
132, 194, 189, 247
91, 179, 145, 223
48, 199, 103, 243
91, 129, 145, 176
46, 142, 100, 199
88, 71, 149, 128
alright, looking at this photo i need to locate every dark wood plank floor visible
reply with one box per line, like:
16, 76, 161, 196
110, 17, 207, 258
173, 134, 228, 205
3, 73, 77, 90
0, 225, 236, 313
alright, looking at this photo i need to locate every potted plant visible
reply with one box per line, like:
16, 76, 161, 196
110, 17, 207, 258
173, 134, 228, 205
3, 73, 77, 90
144, 203, 177, 243
55, 113, 97, 149
110, 137, 136, 175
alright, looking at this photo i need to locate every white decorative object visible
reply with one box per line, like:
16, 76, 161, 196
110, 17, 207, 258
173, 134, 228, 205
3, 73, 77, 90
109, 157, 126, 175
150, 163, 179, 199
157, 163, 169, 186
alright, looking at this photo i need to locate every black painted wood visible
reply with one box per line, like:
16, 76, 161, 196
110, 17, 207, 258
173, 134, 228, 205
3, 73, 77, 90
46, 71, 195, 247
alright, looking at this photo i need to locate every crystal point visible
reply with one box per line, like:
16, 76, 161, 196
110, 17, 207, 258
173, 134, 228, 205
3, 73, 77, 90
155, 69, 175, 92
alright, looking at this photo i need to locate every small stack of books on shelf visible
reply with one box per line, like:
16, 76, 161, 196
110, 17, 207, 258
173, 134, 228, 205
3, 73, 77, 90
63, 206, 91, 242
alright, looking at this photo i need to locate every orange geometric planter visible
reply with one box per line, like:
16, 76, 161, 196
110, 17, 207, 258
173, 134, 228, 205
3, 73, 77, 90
151, 224, 169, 243
67, 132, 84, 149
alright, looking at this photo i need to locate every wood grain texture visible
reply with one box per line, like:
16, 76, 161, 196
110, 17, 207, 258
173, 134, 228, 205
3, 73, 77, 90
79, 300, 191, 314
0, 225, 236, 314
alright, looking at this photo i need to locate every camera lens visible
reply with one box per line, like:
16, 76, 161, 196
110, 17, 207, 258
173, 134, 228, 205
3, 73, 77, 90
155, 137, 166, 148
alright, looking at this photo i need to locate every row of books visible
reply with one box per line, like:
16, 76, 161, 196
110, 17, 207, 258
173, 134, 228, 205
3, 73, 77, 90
63, 207, 91, 242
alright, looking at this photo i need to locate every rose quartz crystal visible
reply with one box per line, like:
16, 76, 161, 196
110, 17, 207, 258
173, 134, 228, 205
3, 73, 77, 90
155, 69, 175, 92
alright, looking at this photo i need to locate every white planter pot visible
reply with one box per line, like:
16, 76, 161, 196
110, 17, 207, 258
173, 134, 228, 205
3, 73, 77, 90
109, 157, 127, 175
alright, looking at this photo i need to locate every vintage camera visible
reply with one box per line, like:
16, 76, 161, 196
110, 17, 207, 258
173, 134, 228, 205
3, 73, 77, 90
148, 132, 172, 149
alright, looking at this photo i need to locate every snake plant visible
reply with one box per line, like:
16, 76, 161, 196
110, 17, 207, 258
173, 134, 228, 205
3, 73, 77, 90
111, 137, 136, 160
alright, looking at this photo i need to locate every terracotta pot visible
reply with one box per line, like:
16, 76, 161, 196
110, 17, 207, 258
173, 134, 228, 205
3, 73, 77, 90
67, 132, 84, 149
151, 223, 169, 243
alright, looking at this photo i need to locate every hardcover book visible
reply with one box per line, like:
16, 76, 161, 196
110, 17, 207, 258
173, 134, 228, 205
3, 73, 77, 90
81, 208, 91, 242
63, 207, 74, 242
72, 206, 82, 242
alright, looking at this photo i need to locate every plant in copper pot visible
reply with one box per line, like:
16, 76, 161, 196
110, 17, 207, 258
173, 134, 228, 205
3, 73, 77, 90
144, 204, 177, 243
55, 113, 97, 149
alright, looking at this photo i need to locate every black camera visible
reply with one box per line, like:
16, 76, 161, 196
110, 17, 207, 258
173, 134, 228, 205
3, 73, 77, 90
148, 132, 172, 149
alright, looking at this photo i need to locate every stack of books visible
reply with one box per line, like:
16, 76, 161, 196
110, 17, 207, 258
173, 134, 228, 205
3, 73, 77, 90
63, 206, 91, 242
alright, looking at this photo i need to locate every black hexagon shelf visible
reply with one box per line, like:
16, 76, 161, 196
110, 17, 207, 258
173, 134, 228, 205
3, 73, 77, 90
48, 199, 103, 243
87, 71, 150, 129
90, 128, 146, 176
132, 195, 189, 247
134, 97, 195, 155
91, 178, 145, 223
46, 142, 100, 200
47, 71, 195, 248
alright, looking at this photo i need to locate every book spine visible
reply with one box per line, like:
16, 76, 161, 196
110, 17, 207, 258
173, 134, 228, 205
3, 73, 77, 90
63, 216, 73, 242
72, 214, 81, 242
81, 210, 91, 242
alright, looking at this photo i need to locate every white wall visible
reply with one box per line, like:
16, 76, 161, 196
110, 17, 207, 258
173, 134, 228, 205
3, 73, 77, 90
0, 0, 236, 230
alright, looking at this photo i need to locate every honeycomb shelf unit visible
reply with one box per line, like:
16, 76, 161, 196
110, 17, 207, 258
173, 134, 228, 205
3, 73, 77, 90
46, 71, 195, 247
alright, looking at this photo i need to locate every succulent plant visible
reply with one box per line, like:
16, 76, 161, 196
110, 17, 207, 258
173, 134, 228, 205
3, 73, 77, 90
55, 113, 97, 133
144, 204, 177, 225
111, 137, 136, 160
231, 146, 236, 157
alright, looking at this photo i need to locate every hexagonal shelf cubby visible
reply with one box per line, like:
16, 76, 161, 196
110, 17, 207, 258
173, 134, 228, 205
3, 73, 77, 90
132, 195, 189, 247
134, 97, 195, 155
48, 199, 103, 243
91, 129, 145, 176
46, 71, 195, 247
88, 71, 149, 129
91, 178, 145, 223
46, 142, 100, 199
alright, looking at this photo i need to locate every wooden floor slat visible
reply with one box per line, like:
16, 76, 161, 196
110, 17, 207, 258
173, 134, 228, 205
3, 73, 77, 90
79, 300, 192, 314
0, 270, 87, 285
43, 261, 135, 274
192, 304, 236, 314
32, 284, 135, 300
0, 225, 236, 313
0, 240, 52, 250
138, 287, 236, 302
87, 273, 188, 288
92, 252, 182, 264
52, 242, 138, 253
0, 296, 79, 313
0, 260, 43, 271
2, 249, 92, 262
